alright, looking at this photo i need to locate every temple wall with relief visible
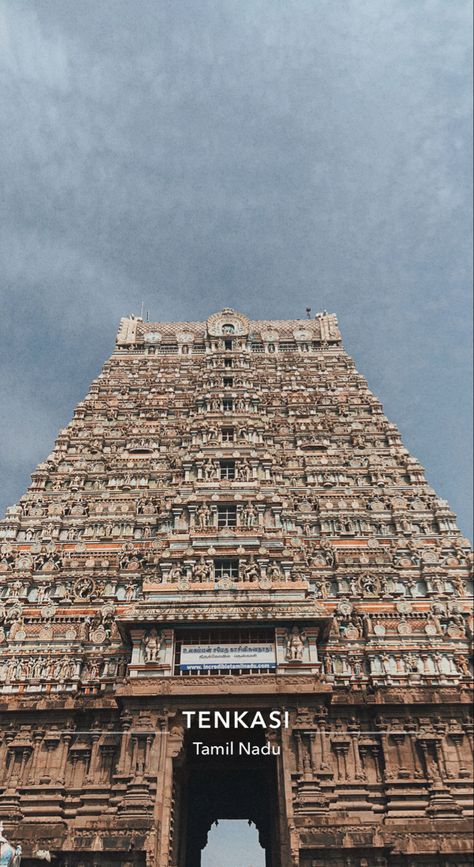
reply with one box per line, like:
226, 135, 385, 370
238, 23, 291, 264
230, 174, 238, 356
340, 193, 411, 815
0, 697, 472, 865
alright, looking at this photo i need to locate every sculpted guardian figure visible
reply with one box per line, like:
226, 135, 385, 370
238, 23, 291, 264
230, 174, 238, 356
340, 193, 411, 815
286, 626, 307, 662
143, 628, 162, 663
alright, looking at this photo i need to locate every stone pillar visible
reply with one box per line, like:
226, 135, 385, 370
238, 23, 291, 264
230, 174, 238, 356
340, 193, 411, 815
86, 730, 101, 784
117, 713, 133, 776
28, 732, 44, 784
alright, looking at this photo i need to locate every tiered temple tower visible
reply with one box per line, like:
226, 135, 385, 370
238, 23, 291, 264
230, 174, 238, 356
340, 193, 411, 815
0, 308, 472, 867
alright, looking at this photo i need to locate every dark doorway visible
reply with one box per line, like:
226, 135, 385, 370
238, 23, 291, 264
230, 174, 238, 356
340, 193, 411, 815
175, 722, 282, 867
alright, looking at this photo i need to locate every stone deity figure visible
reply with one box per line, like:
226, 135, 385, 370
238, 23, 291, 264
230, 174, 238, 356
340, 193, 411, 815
196, 503, 211, 529
430, 576, 445, 595
168, 564, 183, 583
319, 540, 335, 566
8, 614, 24, 641
124, 582, 136, 601
286, 626, 307, 662
203, 460, 218, 481
451, 575, 465, 597
266, 562, 282, 581
454, 655, 470, 677
9, 581, 25, 600
405, 653, 420, 674
192, 557, 212, 582
241, 557, 260, 582
143, 628, 162, 663
240, 460, 253, 482
317, 578, 331, 599
241, 503, 257, 528
428, 606, 444, 635
447, 612, 466, 635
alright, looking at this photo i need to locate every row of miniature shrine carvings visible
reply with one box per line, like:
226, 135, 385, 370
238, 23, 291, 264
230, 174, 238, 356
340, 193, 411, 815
59, 432, 416, 457
2, 514, 456, 545
0, 600, 471, 650
322, 650, 471, 679
332, 599, 470, 638
70, 400, 389, 424
4, 488, 446, 520
0, 600, 470, 651
0, 647, 470, 688
84, 381, 378, 405
2, 533, 469, 577
0, 603, 117, 643
0, 589, 470, 636
0, 533, 471, 572
0, 653, 128, 685
16, 492, 456, 524
0, 575, 140, 602
146, 559, 470, 596
53, 406, 396, 434
0, 558, 300, 598
1, 534, 469, 566
41, 432, 424, 465
80, 385, 380, 411
117, 378, 377, 397
84, 375, 364, 393
0, 568, 470, 601
35, 462, 421, 491
75, 400, 381, 422
49, 415, 388, 449
16, 462, 431, 492
1, 516, 453, 545
28, 442, 424, 474
2, 508, 452, 536
99, 359, 366, 380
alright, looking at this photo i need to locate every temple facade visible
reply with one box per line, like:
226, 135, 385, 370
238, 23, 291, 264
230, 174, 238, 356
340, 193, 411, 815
0, 307, 472, 867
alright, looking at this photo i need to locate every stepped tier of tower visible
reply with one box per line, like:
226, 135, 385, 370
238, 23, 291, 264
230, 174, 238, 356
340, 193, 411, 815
0, 308, 472, 866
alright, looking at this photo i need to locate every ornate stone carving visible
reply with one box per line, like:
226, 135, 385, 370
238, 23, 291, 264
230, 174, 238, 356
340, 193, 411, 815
286, 626, 307, 662
143, 629, 162, 663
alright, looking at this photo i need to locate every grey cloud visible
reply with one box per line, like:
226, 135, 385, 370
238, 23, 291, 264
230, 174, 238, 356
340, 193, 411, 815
0, 0, 472, 540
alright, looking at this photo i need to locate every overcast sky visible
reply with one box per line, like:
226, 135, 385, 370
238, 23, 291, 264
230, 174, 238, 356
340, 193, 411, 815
0, 0, 472, 514
0, 2, 472, 861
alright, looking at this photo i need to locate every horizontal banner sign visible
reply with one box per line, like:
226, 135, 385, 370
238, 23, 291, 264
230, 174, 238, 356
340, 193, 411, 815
179, 643, 276, 670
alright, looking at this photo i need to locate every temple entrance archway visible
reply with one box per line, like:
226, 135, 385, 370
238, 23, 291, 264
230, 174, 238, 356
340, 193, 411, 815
173, 722, 283, 867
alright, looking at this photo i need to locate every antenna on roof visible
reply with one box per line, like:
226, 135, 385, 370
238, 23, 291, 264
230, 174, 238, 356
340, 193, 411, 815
305, 307, 312, 319
140, 300, 144, 319
146, 310, 149, 322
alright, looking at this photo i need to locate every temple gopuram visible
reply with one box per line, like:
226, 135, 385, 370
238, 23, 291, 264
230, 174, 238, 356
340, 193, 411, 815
0, 308, 472, 866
